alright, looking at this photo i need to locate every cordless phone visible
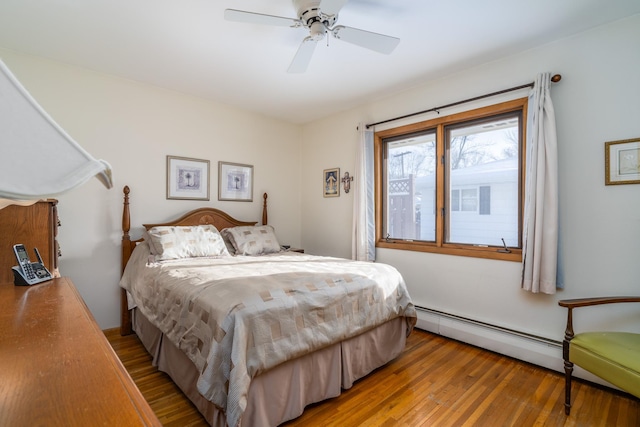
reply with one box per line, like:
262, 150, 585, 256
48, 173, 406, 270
12, 244, 53, 286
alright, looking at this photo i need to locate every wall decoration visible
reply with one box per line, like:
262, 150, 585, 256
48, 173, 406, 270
341, 171, 354, 193
219, 161, 253, 201
166, 155, 210, 200
323, 168, 340, 197
605, 138, 640, 185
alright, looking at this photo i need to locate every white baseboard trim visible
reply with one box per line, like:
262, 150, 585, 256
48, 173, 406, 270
415, 307, 614, 389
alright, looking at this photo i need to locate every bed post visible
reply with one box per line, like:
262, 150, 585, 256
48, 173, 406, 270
120, 186, 133, 336
262, 192, 268, 225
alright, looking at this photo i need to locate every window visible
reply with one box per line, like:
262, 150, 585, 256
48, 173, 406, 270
451, 188, 481, 212
375, 98, 526, 261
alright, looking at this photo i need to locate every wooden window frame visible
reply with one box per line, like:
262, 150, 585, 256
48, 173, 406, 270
374, 97, 527, 262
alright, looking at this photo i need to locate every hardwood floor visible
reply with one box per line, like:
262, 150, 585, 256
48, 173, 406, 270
105, 328, 640, 426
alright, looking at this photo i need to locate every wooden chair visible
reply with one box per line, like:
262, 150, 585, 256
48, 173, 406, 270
558, 296, 640, 415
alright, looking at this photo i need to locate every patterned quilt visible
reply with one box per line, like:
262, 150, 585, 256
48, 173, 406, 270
120, 243, 416, 427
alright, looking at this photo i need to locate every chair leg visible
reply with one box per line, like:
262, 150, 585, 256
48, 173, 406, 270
564, 359, 573, 415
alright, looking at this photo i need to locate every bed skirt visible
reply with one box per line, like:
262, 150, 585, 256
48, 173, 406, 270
132, 309, 409, 426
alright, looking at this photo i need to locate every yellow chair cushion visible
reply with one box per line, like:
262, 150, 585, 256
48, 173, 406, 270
570, 332, 640, 398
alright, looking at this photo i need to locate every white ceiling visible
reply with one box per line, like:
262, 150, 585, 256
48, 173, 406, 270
0, 1, 639, 124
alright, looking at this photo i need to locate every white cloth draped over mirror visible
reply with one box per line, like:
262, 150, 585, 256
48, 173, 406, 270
0, 59, 112, 209
521, 72, 559, 294
352, 123, 376, 262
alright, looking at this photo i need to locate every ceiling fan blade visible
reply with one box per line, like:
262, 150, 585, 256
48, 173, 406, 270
288, 37, 318, 73
320, 0, 349, 16
331, 25, 400, 54
224, 9, 301, 28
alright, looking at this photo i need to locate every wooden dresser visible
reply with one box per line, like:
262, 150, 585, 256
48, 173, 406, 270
0, 200, 59, 283
0, 277, 161, 426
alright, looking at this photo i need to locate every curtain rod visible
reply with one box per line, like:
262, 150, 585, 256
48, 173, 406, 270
365, 74, 562, 129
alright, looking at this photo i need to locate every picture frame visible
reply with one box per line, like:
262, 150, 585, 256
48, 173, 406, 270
605, 138, 640, 185
218, 161, 253, 202
323, 168, 340, 197
166, 155, 210, 200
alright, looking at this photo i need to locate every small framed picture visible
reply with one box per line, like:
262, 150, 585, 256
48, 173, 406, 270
219, 161, 253, 202
323, 168, 340, 197
605, 138, 640, 185
166, 155, 210, 200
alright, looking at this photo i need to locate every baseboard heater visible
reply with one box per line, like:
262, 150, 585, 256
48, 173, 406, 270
416, 305, 561, 346
415, 305, 562, 370
413, 305, 610, 387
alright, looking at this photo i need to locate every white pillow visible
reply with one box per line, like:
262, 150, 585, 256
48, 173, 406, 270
222, 225, 281, 256
147, 225, 229, 261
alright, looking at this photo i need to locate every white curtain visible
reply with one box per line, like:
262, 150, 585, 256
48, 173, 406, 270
352, 123, 376, 261
0, 58, 112, 208
521, 73, 558, 294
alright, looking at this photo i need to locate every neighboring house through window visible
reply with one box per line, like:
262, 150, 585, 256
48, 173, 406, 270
374, 98, 526, 261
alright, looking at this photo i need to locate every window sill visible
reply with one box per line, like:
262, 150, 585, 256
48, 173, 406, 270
376, 240, 522, 262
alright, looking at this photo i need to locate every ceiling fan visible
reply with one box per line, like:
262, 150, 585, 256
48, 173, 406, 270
224, 0, 400, 73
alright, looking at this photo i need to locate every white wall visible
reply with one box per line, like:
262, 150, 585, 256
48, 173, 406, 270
0, 49, 303, 329
301, 15, 640, 351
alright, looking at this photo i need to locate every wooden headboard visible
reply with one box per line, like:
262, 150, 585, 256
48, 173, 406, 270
119, 185, 268, 335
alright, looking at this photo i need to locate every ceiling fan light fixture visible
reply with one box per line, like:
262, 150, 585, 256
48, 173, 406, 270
309, 21, 326, 41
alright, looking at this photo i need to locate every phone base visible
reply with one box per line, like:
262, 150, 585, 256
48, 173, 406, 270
13, 268, 30, 286
12, 267, 52, 286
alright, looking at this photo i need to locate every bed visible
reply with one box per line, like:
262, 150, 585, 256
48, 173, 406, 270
118, 186, 417, 427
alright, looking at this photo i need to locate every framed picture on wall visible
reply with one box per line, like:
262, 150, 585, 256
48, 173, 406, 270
323, 168, 340, 197
218, 161, 253, 202
166, 155, 210, 200
605, 138, 640, 185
